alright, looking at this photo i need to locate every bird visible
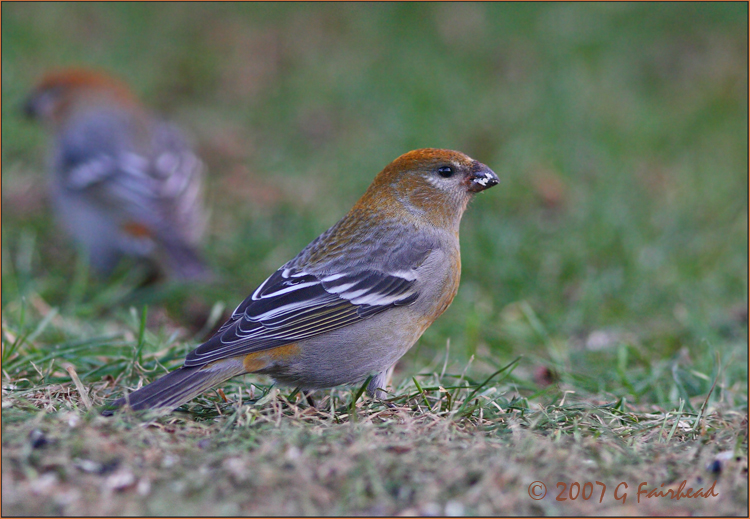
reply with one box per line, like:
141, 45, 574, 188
109, 148, 499, 412
24, 68, 209, 280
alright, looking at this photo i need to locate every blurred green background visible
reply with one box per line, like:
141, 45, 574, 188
2, 3, 747, 406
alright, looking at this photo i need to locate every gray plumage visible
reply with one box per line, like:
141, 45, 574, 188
109, 148, 498, 412
26, 70, 209, 280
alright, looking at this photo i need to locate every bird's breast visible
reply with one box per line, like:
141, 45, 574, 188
412, 239, 461, 327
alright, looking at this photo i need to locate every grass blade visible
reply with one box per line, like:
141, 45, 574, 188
665, 399, 685, 444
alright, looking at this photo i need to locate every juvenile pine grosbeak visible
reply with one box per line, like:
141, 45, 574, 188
111, 148, 498, 411
25, 68, 209, 280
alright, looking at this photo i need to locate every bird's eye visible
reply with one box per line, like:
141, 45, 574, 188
437, 166, 454, 178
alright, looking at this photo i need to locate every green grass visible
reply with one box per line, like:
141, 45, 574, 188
2, 3, 748, 515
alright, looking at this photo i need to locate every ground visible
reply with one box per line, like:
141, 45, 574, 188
2, 3, 748, 516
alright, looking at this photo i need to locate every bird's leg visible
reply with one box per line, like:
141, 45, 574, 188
303, 390, 316, 408
367, 365, 395, 400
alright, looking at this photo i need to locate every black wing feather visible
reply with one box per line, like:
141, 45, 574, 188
183, 264, 423, 367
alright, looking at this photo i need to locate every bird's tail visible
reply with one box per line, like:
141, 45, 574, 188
159, 235, 211, 281
108, 361, 244, 412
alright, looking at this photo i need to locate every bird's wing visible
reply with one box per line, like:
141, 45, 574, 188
56, 114, 203, 210
57, 110, 146, 190
183, 261, 427, 367
57, 112, 204, 236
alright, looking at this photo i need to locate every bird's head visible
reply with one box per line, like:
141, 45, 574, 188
358, 148, 499, 231
24, 68, 137, 127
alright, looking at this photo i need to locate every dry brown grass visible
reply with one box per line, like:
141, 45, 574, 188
3, 367, 747, 516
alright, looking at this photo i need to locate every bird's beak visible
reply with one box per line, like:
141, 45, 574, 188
22, 87, 61, 121
466, 162, 499, 193
23, 95, 39, 119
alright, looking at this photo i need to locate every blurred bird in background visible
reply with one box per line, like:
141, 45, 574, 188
25, 68, 209, 281
109, 148, 499, 412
